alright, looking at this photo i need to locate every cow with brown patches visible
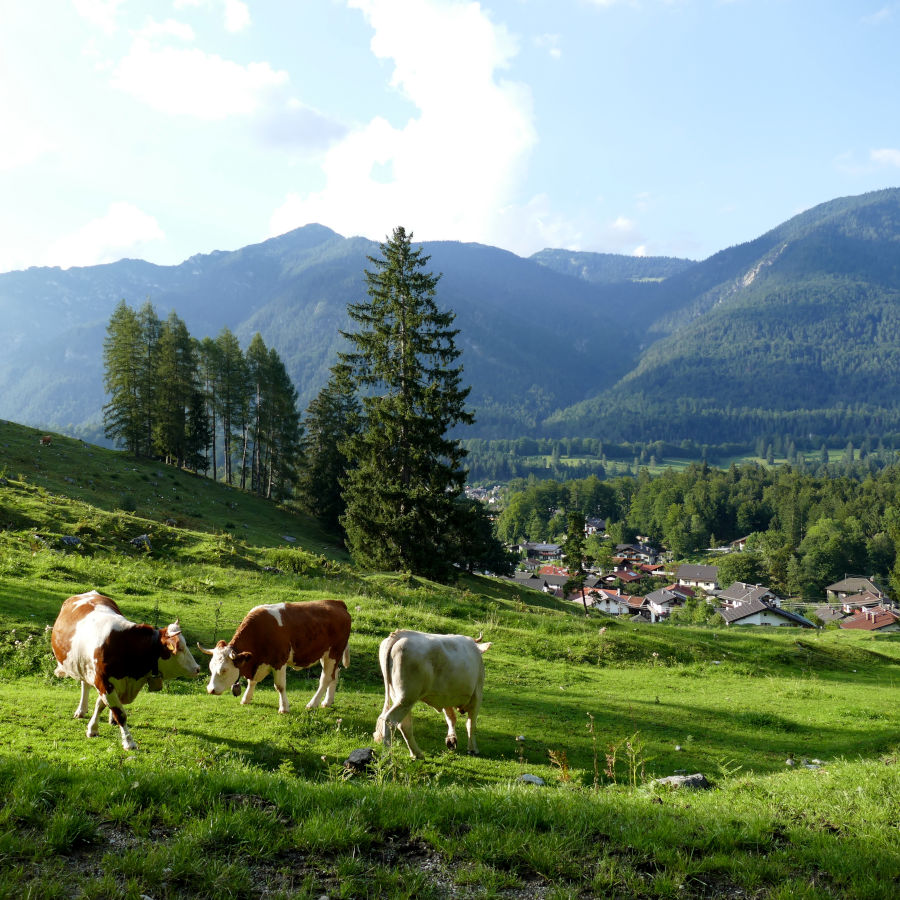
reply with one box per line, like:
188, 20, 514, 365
198, 600, 351, 713
51, 590, 201, 750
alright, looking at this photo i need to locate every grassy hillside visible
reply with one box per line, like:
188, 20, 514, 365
1, 422, 899, 897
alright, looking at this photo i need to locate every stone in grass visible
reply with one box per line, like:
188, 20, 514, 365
653, 773, 711, 790
344, 747, 375, 773
518, 774, 547, 786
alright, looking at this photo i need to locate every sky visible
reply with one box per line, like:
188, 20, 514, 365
1, 0, 899, 273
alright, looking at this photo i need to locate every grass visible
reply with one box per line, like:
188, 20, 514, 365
2, 420, 900, 897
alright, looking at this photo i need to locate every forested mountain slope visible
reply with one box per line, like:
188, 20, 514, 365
0, 227, 633, 437
548, 188, 900, 442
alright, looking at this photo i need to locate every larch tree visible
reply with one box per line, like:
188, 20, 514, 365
339, 226, 474, 581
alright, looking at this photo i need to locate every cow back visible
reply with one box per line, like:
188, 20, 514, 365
232, 600, 351, 674
52, 591, 125, 668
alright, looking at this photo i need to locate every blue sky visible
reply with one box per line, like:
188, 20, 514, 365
1, 0, 898, 273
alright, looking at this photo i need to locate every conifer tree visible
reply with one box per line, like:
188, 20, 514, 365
102, 300, 144, 454
339, 226, 473, 580
260, 347, 303, 499
136, 301, 162, 456
214, 327, 249, 485
297, 365, 360, 536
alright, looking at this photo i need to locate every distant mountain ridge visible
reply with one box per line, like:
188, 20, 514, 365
2, 187, 900, 445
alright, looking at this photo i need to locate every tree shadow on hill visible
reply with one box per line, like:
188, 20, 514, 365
485, 684, 899, 775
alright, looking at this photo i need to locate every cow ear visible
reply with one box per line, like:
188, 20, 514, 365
233, 651, 253, 664
477, 642, 492, 654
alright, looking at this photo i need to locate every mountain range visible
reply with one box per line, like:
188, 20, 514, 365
2, 187, 900, 445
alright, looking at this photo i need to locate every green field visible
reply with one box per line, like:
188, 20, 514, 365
1, 422, 899, 898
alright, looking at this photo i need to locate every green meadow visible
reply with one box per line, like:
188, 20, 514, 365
1, 422, 899, 898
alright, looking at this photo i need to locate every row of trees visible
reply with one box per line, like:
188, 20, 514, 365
103, 228, 512, 582
103, 302, 301, 499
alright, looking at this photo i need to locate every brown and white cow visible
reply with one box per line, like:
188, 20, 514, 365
373, 629, 492, 759
51, 590, 201, 750
198, 600, 351, 713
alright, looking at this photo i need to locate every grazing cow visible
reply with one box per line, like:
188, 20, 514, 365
39, 435, 52, 446
198, 600, 351, 713
51, 590, 200, 750
374, 630, 492, 759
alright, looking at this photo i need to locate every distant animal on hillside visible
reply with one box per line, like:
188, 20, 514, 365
39, 435, 52, 446
51, 590, 200, 750
198, 600, 351, 713
374, 629, 492, 759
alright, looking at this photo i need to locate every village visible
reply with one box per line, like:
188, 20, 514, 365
505, 535, 900, 632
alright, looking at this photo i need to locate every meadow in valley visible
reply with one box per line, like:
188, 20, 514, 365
0, 424, 899, 898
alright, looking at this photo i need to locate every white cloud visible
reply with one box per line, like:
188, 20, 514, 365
44, 202, 164, 268
871, 148, 900, 168
111, 22, 288, 119
270, 0, 538, 251
72, 0, 125, 35
223, 0, 251, 32
534, 33, 562, 59
173, 0, 251, 32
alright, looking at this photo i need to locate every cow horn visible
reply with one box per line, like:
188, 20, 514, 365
196, 642, 215, 656
474, 631, 484, 642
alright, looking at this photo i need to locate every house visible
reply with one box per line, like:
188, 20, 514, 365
520, 542, 563, 563
666, 583, 695, 601
825, 576, 888, 603
577, 588, 632, 616
676, 563, 719, 592
717, 582, 783, 609
813, 605, 850, 625
839, 590, 895, 614
644, 588, 685, 622
729, 536, 750, 552
839, 606, 900, 632
615, 542, 658, 565
585, 517, 606, 535
625, 595, 649, 620
600, 566, 645, 587
720, 597, 814, 628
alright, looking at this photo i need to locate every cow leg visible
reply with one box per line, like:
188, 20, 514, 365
306, 655, 338, 709
89, 691, 135, 749
73, 680, 91, 719
241, 665, 268, 706
466, 706, 480, 756
442, 708, 459, 751
379, 702, 424, 759
273, 666, 290, 714
240, 680, 258, 705
86, 694, 105, 737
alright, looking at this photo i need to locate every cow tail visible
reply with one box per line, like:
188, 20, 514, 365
379, 632, 399, 708
342, 644, 350, 669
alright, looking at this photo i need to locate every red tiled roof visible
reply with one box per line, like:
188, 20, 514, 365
538, 565, 570, 577
839, 607, 900, 631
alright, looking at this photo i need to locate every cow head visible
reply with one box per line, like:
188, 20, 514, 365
157, 621, 201, 679
197, 641, 253, 695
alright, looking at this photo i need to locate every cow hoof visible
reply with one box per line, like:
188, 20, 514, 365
446, 737, 458, 750
73, 712, 86, 720
467, 750, 480, 757
86, 729, 99, 738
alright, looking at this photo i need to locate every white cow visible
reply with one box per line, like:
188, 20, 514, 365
373, 629, 491, 759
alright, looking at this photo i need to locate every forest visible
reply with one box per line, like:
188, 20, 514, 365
496, 459, 900, 600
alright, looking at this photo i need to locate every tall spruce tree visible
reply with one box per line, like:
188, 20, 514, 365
339, 226, 473, 580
